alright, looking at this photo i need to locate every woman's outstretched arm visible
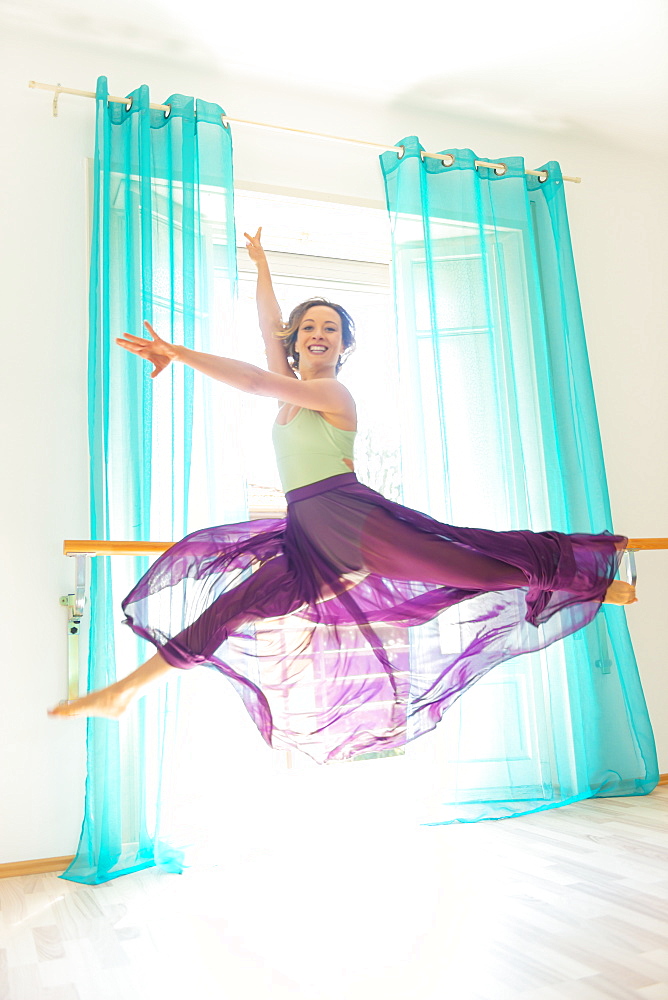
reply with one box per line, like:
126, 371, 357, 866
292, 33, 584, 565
244, 227, 295, 379
116, 322, 354, 419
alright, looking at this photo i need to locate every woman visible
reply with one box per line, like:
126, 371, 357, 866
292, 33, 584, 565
51, 229, 635, 762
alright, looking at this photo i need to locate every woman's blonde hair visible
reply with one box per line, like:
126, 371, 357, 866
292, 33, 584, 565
277, 298, 356, 373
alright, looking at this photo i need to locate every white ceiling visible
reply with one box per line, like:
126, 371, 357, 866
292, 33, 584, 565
6, 0, 668, 150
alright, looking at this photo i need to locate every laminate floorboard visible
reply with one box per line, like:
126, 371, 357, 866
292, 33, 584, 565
0, 787, 666, 1000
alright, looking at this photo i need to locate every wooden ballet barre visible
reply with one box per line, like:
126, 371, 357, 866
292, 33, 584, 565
64, 540, 174, 556
626, 538, 668, 550
63, 537, 668, 556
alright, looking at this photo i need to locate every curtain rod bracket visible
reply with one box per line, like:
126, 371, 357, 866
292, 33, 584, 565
52, 83, 62, 119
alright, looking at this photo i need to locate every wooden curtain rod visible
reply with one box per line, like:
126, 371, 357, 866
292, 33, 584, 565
64, 538, 668, 557
28, 80, 581, 183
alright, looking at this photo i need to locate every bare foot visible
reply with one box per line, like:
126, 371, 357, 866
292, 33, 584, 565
603, 580, 638, 605
48, 680, 136, 719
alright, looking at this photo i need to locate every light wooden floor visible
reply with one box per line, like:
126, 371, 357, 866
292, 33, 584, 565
1, 787, 667, 1000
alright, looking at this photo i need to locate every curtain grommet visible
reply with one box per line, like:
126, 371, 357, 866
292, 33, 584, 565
221, 115, 230, 129
441, 154, 455, 167
538, 170, 549, 183
125, 98, 133, 112
396, 145, 405, 160
163, 104, 171, 119
494, 163, 508, 176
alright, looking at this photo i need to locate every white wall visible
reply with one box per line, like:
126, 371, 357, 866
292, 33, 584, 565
1, 24, 665, 863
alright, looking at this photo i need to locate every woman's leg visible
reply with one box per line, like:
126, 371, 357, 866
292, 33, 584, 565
49, 556, 304, 719
602, 580, 637, 604
360, 509, 635, 603
362, 510, 527, 590
168, 555, 303, 662
48, 652, 175, 719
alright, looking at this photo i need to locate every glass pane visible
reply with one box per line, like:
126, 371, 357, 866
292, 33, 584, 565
413, 256, 488, 332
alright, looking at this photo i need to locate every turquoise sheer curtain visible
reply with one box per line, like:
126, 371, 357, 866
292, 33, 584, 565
381, 139, 658, 822
63, 77, 240, 883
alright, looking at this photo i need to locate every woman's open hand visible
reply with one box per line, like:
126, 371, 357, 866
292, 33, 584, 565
244, 227, 266, 266
116, 321, 179, 378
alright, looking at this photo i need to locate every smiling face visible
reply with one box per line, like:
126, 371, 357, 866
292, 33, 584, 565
295, 306, 343, 374
281, 297, 356, 376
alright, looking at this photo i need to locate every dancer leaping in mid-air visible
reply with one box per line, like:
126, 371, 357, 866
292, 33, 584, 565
50, 228, 634, 762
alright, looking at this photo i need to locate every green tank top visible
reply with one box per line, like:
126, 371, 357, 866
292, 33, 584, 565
272, 407, 356, 493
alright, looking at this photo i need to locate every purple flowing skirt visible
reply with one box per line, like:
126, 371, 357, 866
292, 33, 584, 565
122, 473, 625, 763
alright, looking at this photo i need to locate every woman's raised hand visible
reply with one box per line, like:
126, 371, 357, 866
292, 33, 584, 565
116, 321, 179, 378
244, 227, 266, 266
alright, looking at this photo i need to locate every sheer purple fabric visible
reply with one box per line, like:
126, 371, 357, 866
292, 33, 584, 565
122, 473, 625, 763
